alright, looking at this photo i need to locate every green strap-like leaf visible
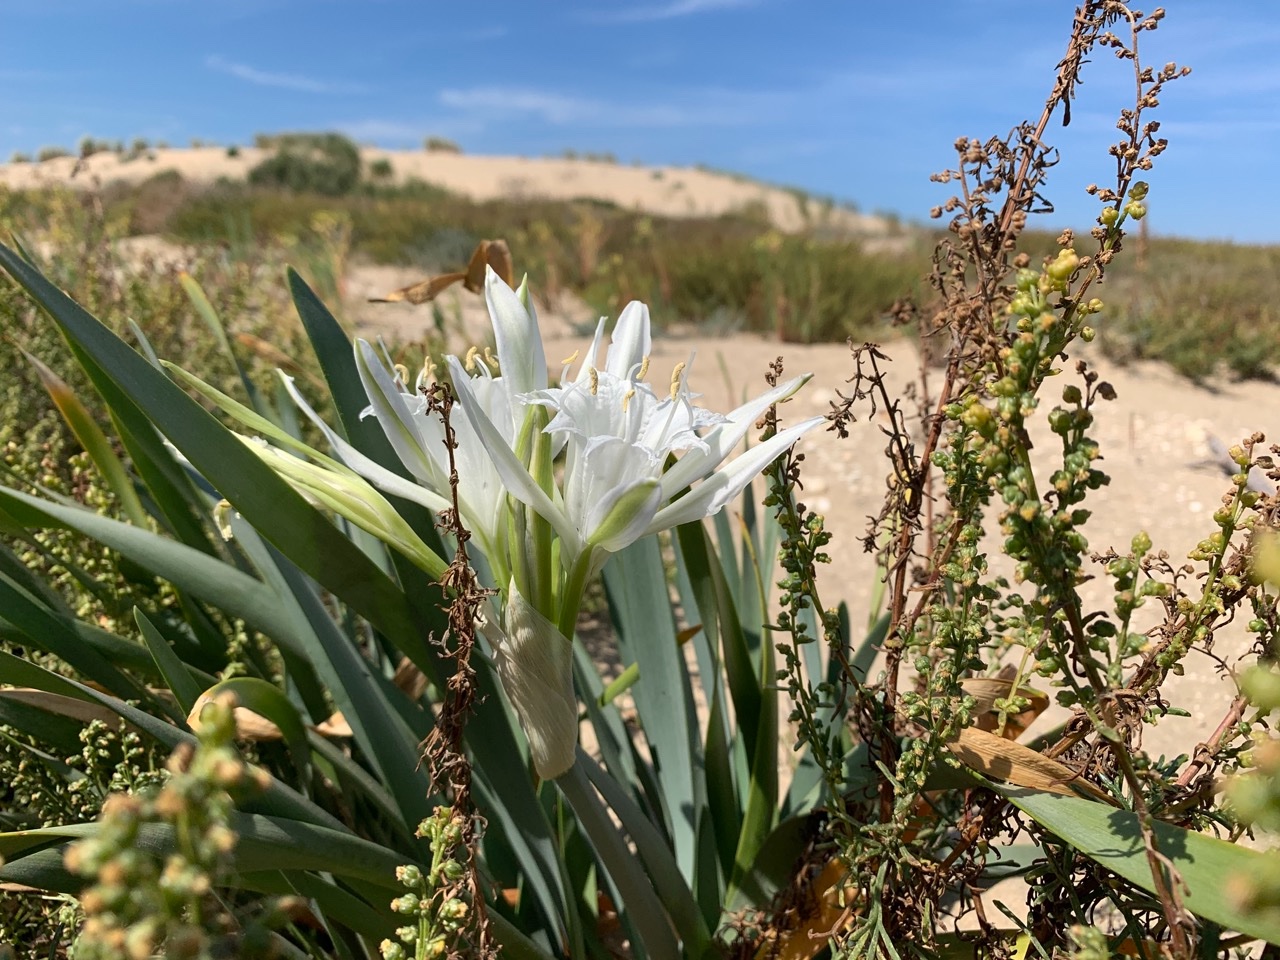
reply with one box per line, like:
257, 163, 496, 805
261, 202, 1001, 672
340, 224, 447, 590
994, 783, 1280, 945
134, 607, 205, 715
604, 536, 701, 882
0, 485, 310, 660
0, 568, 155, 707
178, 272, 265, 413
0, 242, 423, 653
21, 347, 150, 527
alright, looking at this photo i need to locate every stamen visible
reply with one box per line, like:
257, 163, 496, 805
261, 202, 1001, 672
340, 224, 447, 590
622, 388, 636, 412
561, 349, 580, 367
417, 356, 438, 391
669, 361, 687, 400
393, 363, 410, 387
589, 367, 600, 396
483, 345, 499, 370
638, 355, 651, 380
464, 345, 480, 373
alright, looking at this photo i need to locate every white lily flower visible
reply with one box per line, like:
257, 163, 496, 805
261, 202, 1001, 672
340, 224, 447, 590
477, 581, 578, 780
449, 284, 826, 569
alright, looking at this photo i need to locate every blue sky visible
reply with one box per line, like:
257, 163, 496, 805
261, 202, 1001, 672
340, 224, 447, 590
3, 1, 1277, 242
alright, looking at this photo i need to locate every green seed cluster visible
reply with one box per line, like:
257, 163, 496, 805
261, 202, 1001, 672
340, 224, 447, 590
381, 807, 472, 960
64, 694, 275, 959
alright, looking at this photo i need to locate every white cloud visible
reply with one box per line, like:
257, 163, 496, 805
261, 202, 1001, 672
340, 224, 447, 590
438, 85, 775, 127
205, 55, 369, 95
337, 119, 424, 143
585, 0, 758, 22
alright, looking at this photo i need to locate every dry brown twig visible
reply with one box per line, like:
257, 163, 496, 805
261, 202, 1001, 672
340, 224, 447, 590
419, 380, 498, 960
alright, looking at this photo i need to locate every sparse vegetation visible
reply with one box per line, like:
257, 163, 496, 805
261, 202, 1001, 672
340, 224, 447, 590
423, 134, 462, 153
77, 136, 114, 159
36, 145, 71, 162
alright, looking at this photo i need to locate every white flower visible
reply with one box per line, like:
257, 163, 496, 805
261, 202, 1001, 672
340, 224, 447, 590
449, 278, 826, 571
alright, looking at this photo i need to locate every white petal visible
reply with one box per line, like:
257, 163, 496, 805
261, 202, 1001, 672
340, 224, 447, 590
573, 318, 607, 384
647, 415, 824, 533
485, 266, 547, 394
446, 356, 583, 558
659, 373, 813, 499
587, 477, 663, 554
566, 436, 662, 548
279, 372, 454, 517
604, 301, 651, 379
354, 340, 441, 487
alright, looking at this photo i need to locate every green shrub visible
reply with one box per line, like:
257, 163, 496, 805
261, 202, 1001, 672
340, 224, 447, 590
423, 135, 461, 154
37, 145, 71, 162
77, 136, 112, 159
247, 131, 362, 196
368, 156, 394, 180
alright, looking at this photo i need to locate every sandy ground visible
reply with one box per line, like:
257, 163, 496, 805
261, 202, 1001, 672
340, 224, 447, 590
350, 272, 1280, 764
0, 146, 894, 237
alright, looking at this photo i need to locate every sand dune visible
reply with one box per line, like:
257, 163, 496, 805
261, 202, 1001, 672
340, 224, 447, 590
0, 146, 893, 236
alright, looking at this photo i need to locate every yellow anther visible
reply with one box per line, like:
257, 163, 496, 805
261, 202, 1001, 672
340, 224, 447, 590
561, 349, 580, 367
669, 361, 687, 400
419, 355, 438, 382
483, 345, 499, 370
638, 355, 651, 380
589, 367, 599, 395
464, 345, 480, 373
394, 363, 410, 385
622, 388, 636, 412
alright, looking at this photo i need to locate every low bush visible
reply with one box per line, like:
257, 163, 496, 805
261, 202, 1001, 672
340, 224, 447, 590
247, 131, 361, 196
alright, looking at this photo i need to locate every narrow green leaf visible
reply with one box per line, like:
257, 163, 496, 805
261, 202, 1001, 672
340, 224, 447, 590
134, 607, 205, 714
994, 783, 1280, 945
726, 645, 778, 903
243, 535, 434, 830
179, 271, 263, 411
604, 536, 700, 880
723, 813, 813, 914
0, 810, 408, 886
0, 242, 424, 652
559, 759, 681, 960
21, 347, 149, 527
196, 676, 312, 783
0, 568, 154, 707
578, 748, 712, 956
288, 268, 383, 451
0, 485, 310, 660
243, 870, 393, 943
0, 696, 86, 755
0, 651, 346, 832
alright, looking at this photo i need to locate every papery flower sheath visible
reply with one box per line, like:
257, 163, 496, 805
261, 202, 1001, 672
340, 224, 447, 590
477, 581, 578, 779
